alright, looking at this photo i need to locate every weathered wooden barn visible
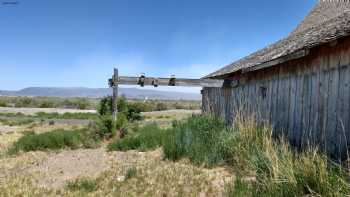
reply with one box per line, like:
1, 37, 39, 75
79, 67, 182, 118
202, 0, 350, 158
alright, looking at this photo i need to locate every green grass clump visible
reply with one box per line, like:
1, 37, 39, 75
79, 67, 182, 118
163, 115, 231, 167
225, 177, 252, 197
107, 124, 166, 152
67, 178, 98, 192
125, 167, 137, 180
8, 128, 98, 154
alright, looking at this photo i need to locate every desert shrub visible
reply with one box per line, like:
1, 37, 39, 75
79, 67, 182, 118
95, 115, 116, 139
97, 97, 112, 116
38, 100, 55, 108
127, 102, 153, 112
98, 96, 127, 116
155, 102, 168, 111
35, 112, 97, 120
75, 98, 90, 110
14, 97, 34, 108
0, 112, 26, 118
107, 124, 166, 151
174, 102, 183, 109
97, 96, 143, 123
8, 128, 95, 154
53, 97, 131, 141
61, 98, 94, 109
93, 112, 128, 140
0, 100, 7, 107
116, 113, 128, 129
126, 104, 144, 122
0, 96, 97, 109
62, 99, 75, 109
67, 178, 98, 192
0, 111, 97, 120
0, 118, 35, 126
127, 100, 201, 112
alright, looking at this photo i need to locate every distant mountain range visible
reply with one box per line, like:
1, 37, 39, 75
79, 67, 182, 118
0, 87, 201, 100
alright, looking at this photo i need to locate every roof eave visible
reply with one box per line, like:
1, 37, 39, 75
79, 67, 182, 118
241, 49, 310, 73
203, 49, 310, 79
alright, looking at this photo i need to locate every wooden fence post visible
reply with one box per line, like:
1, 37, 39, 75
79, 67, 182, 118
112, 68, 118, 122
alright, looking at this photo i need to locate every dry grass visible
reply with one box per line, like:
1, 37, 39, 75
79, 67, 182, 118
0, 149, 233, 197
142, 110, 201, 128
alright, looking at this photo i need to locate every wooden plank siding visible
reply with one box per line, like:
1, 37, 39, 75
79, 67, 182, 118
202, 37, 350, 159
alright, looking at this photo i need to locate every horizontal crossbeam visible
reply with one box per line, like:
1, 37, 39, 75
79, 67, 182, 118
116, 76, 227, 88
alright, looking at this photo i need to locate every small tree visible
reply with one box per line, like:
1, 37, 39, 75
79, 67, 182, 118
97, 96, 128, 116
95, 96, 140, 139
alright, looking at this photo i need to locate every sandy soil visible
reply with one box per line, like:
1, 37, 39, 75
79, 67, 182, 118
0, 107, 96, 115
0, 124, 21, 134
29, 148, 110, 189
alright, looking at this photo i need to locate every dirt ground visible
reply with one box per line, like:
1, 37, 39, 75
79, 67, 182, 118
29, 148, 110, 189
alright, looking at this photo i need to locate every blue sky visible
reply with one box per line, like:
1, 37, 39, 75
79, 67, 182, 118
0, 0, 316, 92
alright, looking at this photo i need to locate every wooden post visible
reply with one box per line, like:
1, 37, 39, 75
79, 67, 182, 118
112, 68, 118, 122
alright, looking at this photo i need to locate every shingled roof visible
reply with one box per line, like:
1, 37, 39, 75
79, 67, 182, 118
205, 0, 350, 79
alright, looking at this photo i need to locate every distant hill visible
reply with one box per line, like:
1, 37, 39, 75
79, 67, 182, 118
0, 87, 201, 101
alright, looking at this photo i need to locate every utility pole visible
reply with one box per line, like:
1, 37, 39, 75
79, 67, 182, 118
112, 68, 118, 122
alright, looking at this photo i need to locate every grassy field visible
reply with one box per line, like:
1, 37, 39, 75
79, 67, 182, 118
1, 107, 224, 196
0, 96, 98, 110
0, 96, 201, 111
0, 100, 349, 196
